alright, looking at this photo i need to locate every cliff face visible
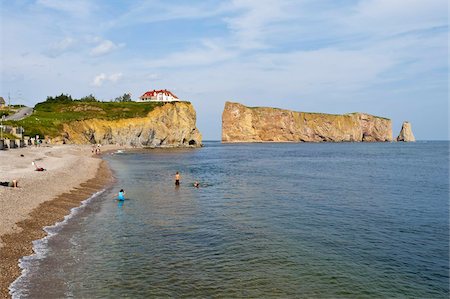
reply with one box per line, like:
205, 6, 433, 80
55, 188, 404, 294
222, 102, 392, 142
397, 121, 415, 142
61, 102, 202, 147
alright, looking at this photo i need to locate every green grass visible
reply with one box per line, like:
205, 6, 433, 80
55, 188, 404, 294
0, 110, 11, 117
0, 105, 25, 117
5, 101, 181, 138
245, 104, 390, 120
0, 108, 16, 117
346, 112, 391, 120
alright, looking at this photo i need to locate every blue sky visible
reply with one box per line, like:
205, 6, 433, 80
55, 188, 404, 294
0, 0, 448, 140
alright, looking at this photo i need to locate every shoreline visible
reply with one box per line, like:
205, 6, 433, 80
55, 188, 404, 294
0, 146, 114, 299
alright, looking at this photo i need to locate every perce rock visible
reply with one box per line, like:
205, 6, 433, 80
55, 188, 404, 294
397, 121, 415, 142
222, 102, 393, 142
61, 102, 202, 147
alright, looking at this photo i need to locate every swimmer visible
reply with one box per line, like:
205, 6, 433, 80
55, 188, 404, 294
193, 181, 200, 188
175, 172, 181, 186
117, 189, 125, 201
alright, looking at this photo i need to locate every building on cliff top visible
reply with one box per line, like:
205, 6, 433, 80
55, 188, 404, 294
138, 89, 179, 102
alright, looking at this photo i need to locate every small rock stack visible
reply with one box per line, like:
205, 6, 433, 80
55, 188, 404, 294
397, 121, 415, 142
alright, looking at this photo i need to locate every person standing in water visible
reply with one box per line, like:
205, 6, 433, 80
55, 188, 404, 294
117, 189, 125, 201
175, 172, 181, 186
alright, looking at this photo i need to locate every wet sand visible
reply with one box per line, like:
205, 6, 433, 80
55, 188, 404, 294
0, 145, 114, 298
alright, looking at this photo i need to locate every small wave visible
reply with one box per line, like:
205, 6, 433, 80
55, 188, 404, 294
9, 189, 106, 299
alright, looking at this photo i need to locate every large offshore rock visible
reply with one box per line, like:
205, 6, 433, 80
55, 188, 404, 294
61, 102, 202, 147
222, 102, 392, 142
397, 121, 415, 142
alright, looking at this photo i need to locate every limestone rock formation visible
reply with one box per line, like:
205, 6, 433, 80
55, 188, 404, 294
397, 121, 415, 142
222, 102, 393, 142
61, 102, 202, 147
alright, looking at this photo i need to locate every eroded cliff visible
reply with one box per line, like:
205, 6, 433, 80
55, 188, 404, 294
61, 102, 202, 147
222, 102, 392, 142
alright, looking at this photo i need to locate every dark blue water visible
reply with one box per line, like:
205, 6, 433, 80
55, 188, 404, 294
11, 142, 449, 298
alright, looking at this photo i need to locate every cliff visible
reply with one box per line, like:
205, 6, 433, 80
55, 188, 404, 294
222, 102, 392, 142
397, 121, 415, 142
61, 102, 202, 147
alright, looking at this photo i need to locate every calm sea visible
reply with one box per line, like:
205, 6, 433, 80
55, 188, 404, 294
11, 141, 449, 298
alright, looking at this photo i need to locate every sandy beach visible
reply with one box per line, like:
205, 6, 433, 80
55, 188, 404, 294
0, 145, 114, 298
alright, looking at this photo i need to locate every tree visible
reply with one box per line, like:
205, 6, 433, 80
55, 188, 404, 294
79, 94, 98, 102
45, 93, 73, 102
114, 93, 132, 102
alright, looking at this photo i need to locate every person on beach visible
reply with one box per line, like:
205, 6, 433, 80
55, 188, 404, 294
117, 189, 125, 201
32, 161, 46, 171
175, 172, 181, 186
0, 179, 18, 188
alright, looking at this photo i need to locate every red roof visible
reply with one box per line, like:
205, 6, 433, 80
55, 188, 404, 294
140, 89, 179, 99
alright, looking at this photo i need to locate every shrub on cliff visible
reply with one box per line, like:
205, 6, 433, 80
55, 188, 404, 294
114, 93, 132, 102
79, 94, 98, 102
45, 94, 74, 103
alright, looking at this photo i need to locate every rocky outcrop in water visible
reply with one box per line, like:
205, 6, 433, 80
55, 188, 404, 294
61, 102, 202, 147
222, 102, 393, 142
397, 121, 415, 142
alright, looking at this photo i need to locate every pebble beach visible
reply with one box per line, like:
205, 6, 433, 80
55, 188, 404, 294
0, 145, 113, 298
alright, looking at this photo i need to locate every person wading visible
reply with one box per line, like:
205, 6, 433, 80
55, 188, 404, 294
175, 172, 181, 186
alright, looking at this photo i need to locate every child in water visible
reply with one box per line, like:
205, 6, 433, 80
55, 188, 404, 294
117, 189, 125, 201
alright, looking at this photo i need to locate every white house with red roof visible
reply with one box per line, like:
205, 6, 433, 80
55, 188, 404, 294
138, 89, 179, 102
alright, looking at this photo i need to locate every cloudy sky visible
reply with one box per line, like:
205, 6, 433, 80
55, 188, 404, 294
0, 0, 448, 140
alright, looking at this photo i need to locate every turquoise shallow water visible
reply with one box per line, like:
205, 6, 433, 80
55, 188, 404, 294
11, 141, 449, 298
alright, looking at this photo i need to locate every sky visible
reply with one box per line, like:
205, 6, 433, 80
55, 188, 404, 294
0, 0, 448, 140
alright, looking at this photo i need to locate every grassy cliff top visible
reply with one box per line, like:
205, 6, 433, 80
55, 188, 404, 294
227, 101, 390, 120
7, 101, 185, 138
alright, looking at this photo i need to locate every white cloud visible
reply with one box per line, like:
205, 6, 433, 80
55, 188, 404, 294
92, 72, 123, 87
90, 40, 124, 56
36, 0, 94, 16
108, 72, 123, 83
346, 0, 447, 35
143, 39, 236, 68
223, 0, 295, 50
46, 37, 77, 57
92, 73, 106, 87
106, 1, 229, 29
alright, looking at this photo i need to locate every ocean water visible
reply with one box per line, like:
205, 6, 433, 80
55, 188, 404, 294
11, 141, 449, 298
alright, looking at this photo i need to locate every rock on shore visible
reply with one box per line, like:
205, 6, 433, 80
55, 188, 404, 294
222, 102, 393, 142
397, 121, 415, 142
61, 102, 202, 147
